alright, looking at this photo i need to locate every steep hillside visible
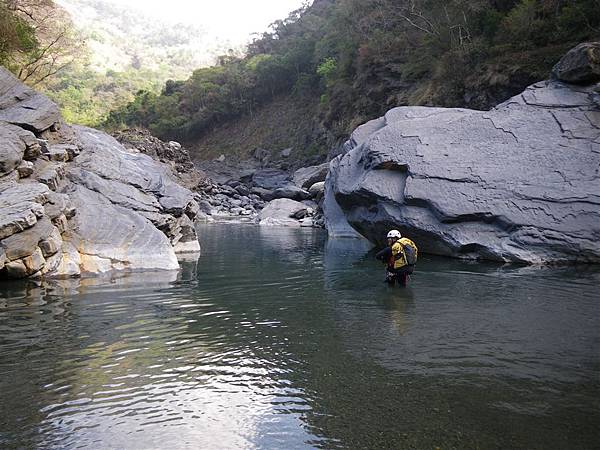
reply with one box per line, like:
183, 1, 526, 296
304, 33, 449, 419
109, 0, 600, 161
188, 93, 325, 167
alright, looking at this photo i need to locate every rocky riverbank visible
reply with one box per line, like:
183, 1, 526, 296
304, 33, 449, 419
189, 156, 328, 228
0, 68, 201, 279
324, 43, 600, 264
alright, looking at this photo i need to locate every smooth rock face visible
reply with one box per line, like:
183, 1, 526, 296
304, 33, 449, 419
68, 185, 180, 273
553, 42, 600, 85
62, 126, 200, 273
326, 79, 600, 263
0, 68, 201, 279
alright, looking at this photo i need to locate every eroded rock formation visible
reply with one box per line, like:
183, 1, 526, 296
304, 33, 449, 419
325, 43, 600, 264
0, 68, 200, 279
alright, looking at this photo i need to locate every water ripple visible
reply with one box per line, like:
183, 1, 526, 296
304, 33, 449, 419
1, 225, 599, 449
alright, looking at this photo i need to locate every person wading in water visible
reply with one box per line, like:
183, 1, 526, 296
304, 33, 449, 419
375, 229, 418, 286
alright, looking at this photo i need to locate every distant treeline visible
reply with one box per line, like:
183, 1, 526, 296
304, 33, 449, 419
107, 0, 600, 143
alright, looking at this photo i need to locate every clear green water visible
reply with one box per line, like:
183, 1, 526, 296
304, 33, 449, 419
0, 224, 599, 449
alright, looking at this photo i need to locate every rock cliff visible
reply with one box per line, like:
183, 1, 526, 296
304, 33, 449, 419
325, 43, 600, 264
0, 68, 200, 279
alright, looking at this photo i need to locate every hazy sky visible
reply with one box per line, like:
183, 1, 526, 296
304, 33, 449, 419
106, 0, 309, 43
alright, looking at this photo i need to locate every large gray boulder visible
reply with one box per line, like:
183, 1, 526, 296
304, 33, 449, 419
325, 77, 600, 264
272, 184, 311, 201
292, 163, 329, 189
259, 198, 310, 227
0, 68, 201, 279
553, 42, 600, 85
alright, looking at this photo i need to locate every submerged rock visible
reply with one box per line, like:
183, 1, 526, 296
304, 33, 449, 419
325, 51, 600, 263
0, 68, 201, 279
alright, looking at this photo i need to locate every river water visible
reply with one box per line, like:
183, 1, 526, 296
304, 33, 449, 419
0, 224, 599, 449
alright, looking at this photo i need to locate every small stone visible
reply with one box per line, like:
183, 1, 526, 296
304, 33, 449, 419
47, 145, 69, 162
198, 200, 213, 214
43, 192, 71, 219
41, 248, 62, 275
300, 217, 314, 227
62, 144, 80, 160
273, 184, 311, 201
37, 139, 49, 155
235, 184, 250, 196
17, 161, 34, 178
24, 141, 41, 161
22, 247, 45, 274
309, 181, 325, 199
5, 259, 28, 278
37, 166, 64, 191
39, 227, 62, 257
52, 214, 69, 233
292, 208, 310, 220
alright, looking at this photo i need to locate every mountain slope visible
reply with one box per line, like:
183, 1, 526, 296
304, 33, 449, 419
108, 0, 600, 162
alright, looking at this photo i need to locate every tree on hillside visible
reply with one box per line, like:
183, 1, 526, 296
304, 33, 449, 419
0, 1, 37, 66
1, 0, 84, 84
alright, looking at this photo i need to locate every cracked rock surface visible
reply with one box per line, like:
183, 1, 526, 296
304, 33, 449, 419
0, 68, 200, 279
325, 56, 600, 263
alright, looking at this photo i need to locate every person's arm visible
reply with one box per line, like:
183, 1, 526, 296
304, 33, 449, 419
375, 247, 392, 261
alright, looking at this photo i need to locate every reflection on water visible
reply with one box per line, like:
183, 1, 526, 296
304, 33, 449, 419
0, 224, 599, 449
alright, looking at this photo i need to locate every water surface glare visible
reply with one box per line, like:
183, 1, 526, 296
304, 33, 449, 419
0, 224, 599, 449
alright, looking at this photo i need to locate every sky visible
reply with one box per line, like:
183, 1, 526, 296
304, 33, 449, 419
105, 0, 309, 43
